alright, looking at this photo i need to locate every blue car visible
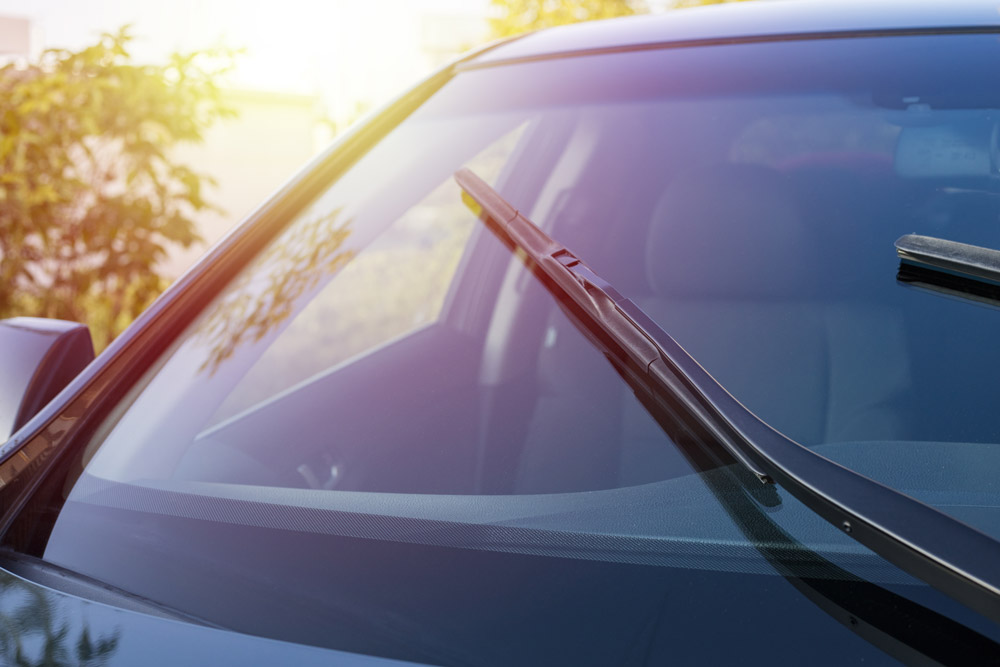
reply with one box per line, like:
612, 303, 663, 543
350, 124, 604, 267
3, 2, 1000, 664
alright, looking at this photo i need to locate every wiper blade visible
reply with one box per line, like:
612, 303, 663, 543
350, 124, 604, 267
896, 234, 1000, 305
456, 167, 1000, 624
897, 234, 1000, 286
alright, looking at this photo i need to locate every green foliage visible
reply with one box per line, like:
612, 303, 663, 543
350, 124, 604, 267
0, 27, 236, 351
489, 0, 648, 38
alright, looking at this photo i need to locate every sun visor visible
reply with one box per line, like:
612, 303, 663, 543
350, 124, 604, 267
895, 121, 998, 178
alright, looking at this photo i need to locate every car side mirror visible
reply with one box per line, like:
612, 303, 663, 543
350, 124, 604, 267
0, 318, 95, 438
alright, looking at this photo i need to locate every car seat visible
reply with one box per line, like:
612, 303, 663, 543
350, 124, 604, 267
634, 163, 911, 447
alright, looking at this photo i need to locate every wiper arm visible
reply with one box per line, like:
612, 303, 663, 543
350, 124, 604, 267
456, 167, 1000, 624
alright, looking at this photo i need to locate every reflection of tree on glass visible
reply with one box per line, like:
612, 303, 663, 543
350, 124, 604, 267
0, 574, 119, 667
177, 120, 528, 422
208, 175, 493, 420
191, 208, 355, 374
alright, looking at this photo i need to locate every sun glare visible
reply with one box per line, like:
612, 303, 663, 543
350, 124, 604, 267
166, 0, 489, 122
0, 0, 492, 276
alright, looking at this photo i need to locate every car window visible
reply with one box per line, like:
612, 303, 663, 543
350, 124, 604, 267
19, 33, 1000, 663
75, 98, 697, 496
205, 123, 528, 425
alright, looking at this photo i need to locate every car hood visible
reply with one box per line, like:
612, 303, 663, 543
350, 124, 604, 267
0, 565, 420, 666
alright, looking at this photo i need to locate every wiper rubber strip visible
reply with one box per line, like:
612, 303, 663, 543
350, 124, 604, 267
896, 233, 1000, 287
896, 233, 1000, 307
456, 167, 1000, 625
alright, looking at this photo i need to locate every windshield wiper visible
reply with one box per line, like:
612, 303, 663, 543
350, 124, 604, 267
456, 167, 1000, 625
896, 234, 1000, 306
897, 234, 1000, 286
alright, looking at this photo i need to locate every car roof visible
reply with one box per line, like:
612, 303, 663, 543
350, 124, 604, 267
471, 0, 1000, 66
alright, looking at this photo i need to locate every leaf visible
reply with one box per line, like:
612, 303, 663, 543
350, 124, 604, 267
0, 26, 238, 352
489, 0, 646, 37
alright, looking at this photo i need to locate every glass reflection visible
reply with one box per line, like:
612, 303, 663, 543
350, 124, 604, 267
0, 572, 120, 667
192, 207, 355, 374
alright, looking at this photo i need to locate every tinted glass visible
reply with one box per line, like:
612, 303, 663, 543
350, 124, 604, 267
27, 34, 1000, 663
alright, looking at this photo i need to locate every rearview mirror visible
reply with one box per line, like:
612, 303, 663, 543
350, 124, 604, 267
0, 318, 94, 438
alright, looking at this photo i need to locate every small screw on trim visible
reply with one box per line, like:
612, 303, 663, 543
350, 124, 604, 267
842, 520, 853, 533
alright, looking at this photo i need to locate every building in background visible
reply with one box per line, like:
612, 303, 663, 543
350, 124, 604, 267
0, 14, 31, 56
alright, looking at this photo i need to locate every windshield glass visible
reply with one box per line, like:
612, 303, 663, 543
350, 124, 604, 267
20, 33, 1000, 663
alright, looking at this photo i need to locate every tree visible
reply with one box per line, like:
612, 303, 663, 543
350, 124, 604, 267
0, 27, 235, 350
489, 0, 648, 38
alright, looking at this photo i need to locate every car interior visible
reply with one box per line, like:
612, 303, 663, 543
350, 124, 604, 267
165, 97, 1000, 513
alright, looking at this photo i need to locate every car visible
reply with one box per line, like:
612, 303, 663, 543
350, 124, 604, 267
3, 1, 1000, 664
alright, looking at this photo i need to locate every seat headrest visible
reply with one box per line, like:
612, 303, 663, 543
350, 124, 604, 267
645, 163, 809, 298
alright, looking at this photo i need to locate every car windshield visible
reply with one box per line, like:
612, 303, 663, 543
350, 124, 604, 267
19, 32, 1000, 663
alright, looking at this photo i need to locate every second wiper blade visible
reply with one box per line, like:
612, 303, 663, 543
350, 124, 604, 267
896, 234, 1000, 306
896, 233, 1000, 287
455, 167, 1000, 625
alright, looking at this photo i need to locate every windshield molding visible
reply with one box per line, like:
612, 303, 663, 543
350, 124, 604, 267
457, 27, 1000, 72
